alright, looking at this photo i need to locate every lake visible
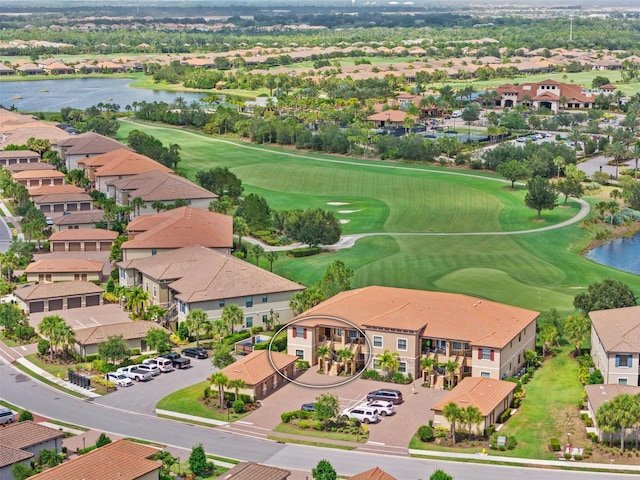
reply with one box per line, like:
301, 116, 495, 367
585, 233, 640, 275
0, 78, 205, 112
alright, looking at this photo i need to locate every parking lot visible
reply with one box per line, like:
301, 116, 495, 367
239, 369, 448, 450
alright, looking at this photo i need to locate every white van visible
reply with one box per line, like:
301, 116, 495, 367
451, 110, 462, 118
143, 357, 174, 373
0, 407, 15, 425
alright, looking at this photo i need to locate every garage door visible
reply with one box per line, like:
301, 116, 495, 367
29, 301, 44, 313
67, 297, 81, 309
68, 242, 81, 252
52, 242, 65, 252
84, 242, 97, 252
100, 242, 112, 251
85, 294, 100, 307
48, 299, 63, 311
53, 204, 64, 212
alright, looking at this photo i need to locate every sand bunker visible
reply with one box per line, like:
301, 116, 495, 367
339, 219, 350, 224
327, 202, 350, 206
338, 209, 361, 214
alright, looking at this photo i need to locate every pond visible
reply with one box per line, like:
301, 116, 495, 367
585, 233, 640, 275
0, 78, 206, 112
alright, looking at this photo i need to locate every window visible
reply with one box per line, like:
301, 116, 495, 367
334, 328, 343, 337
464, 343, 470, 351
373, 359, 380, 370
152, 286, 157, 298
479, 348, 494, 361
262, 315, 268, 323
481, 372, 491, 378
144, 281, 149, 292
246, 297, 253, 308
120, 268, 126, 280
262, 294, 268, 303
397, 338, 408, 351
452, 341, 462, 351
219, 300, 225, 308
518, 333, 521, 342
246, 316, 253, 328
373, 336, 383, 348
295, 350, 304, 360
616, 354, 632, 368
399, 362, 407, 374
293, 327, 306, 339
348, 329, 358, 339
619, 378, 628, 385
151, 249, 157, 256
179, 301, 186, 314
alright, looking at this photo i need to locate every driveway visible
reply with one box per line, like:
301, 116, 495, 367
93, 355, 215, 415
236, 370, 447, 452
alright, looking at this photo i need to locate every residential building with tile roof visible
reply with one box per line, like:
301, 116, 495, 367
287, 286, 538, 383
77, 148, 172, 193
33, 192, 93, 215
590, 305, 640, 386
14, 280, 103, 314
106, 170, 217, 216
3, 162, 55, 173
431, 377, 517, 433
118, 245, 304, 327
348, 467, 397, 480
0, 149, 40, 166
73, 321, 170, 358
0, 109, 70, 149
29, 184, 84, 198
29, 439, 161, 480
56, 131, 130, 170
220, 350, 298, 400
12, 169, 65, 189
25, 258, 104, 283
0, 421, 64, 478
122, 207, 232, 260
585, 384, 640, 441
221, 462, 291, 480
52, 210, 105, 231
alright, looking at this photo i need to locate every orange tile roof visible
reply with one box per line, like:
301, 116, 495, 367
49, 229, 118, 241
294, 286, 538, 348
60, 132, 128, 156
30, 440, 161, 480
33, 192, 93, 204
74, 321, 170, 346
366, 110, 407, 122
4, 162, 55, 173
0, 421, 64, 450
12, 169, 65, 179
0, 445, 33, 468
123, 207, 232, 250
0, 150, 39, 158
86, 148, 172, 177
348, 467, 397, 480
29, 185, 84, 196
220, 350, 298, 386
431, 377, 516, 416
590, 306, 640, 353
53, 210, 105, 225
107, 170, 217, 202
25, 258, 104, 273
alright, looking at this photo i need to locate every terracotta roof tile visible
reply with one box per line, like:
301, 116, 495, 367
59, 132, 128, 155
49, 229, 118, 241
0, 150, 39, 159
118, 245, 303, 302
220, 350, 298, 386
12, 170, 65, 179
4, 162, 55, 173
348, 467, 397, 480
0, 445, 33, 468
74, 321, 169, 346
590, 306, 640, 353
107, 170, 217, 202
33, 192, 93, 204
123, 207, 232, 250
431, 377, 516, 416
29, 185, 84, 196
25, 258, 104, 273
585, 384, 640, 414
14, 281, 104, 301
53, 210, 105, 225
30, 440, 161, 480
220, 461, 290, 480
0, 421, 64, 450
294, 286, 538, 348
86, 148, 172, 177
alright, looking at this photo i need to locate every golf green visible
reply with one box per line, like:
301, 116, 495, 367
117, 120, 640, 313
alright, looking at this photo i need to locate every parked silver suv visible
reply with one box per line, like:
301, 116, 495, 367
341, 406, 380, 424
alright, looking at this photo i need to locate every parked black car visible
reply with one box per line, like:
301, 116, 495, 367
161, 352, 191, 369
182, 347, 209, 359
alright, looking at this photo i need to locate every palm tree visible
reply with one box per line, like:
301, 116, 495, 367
210, 372, 229, 410
632, 141, 640, 179
151, 200, 166, 213
185, 309, 209, 348
228, 378, 247, 401
443, 360, 458, 389
607, 200, 619, 225
420, 356, 436, 387
250, 244, 264, 266
596, 399, 618, 447
442, 401, 462, 445
604, 141, 630, 180
38, 315, 65, 361
38, 449, 63, 469
130, 196, 145, 217
233, 216, 249, 251
316, 345, 332, 373
221, 304, 244, 335
58, 323, 76, 362
265, 251, 278, 272
336, 348, 354, 375
124, 286, 149, 319
376, 349, 400, 378
462, 406, 483, 440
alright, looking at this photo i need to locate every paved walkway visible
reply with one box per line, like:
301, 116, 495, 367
15, 356, 101, 398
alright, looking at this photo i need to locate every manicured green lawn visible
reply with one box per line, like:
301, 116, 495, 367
497, 346, 584, 460
116, 120, 640, 314
273, 422, 368, 443
156, 381, 248, 422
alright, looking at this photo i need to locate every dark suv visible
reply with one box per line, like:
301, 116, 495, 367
366, 389, 403, 405
182, 347, 208, 359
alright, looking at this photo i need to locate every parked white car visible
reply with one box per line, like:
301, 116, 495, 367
361, 400, 394, 416
341, 406, 380, 424
105, 372, 133, 387
143, 357, 174, 373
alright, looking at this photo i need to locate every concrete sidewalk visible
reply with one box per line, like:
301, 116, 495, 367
0, 199, 24, 241
16, 356, 101, 398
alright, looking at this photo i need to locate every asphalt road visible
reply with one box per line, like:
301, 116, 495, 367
0, 205, 12, 253
1, 358, 635, 479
